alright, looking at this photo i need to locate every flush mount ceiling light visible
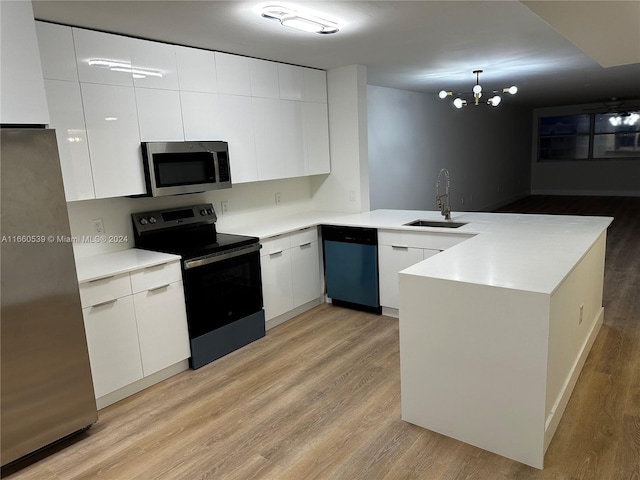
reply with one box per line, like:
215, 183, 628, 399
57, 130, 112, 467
439, 70, 517, 109
88, 59, 163, 79
260, 5, 339, 34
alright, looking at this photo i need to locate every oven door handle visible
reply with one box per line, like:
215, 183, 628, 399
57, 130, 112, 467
183, 243, 262, 270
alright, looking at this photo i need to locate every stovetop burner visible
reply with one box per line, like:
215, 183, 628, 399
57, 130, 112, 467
132, 203, 259, 259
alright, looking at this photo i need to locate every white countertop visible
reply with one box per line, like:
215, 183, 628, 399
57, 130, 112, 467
226, 209, 613, 295
75, 248, 181, 283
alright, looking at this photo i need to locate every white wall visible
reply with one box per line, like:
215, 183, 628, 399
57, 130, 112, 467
531, 103, 640, 196
367, 85, 532, 212
311, 65, 370, 213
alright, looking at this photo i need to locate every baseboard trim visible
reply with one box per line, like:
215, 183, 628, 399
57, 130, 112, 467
265, 298, 322, 330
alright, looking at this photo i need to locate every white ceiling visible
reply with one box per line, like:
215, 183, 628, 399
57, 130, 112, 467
32, 0, 640, 109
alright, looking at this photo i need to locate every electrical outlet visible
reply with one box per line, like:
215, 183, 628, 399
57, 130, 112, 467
579, 303, 584, 325
221, 201, 229, 215
275, 192, 281, 205
92, 218, 105, 235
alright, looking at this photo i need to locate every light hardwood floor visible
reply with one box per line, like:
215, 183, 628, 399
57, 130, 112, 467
3, 196, 639, 480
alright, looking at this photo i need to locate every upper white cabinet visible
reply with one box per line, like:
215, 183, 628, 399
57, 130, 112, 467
303, 69, 327, 103
0, 2, 49, 125
278, 64, 304, 100
219, 94, 258, 183
136, 88, 184, 141
253, 97, 283, 181
43, 79, 95, 201
176, 46, 217, 93
280, 100, 306, 178
215, 52, 251, 96
81, 82, 146, 198
303, 102, 331, 175
249, 58, 279, 99
36, 22, 78, 82
131, 38, 179, 90
181, 91, 222, 141
73, 28, 135, 86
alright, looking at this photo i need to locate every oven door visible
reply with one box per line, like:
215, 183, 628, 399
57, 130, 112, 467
182, 245, 263, 339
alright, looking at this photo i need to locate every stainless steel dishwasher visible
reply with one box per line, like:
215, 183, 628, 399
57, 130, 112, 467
321, 225, 381, 313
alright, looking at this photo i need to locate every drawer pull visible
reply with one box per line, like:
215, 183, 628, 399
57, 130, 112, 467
89, 275, 115, 283
299, 242, 312, 248
391, 245, 409, 250
269, 249, 283, 256
91, 298, 118, 308
148, 283, 170, 292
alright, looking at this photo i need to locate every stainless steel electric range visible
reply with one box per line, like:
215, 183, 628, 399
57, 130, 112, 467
132, 203, 264, 369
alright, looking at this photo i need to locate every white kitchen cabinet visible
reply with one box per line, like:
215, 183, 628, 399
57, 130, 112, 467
219, 94, 258, 183
73, 27, 135, 86
303, 102, 331, 175
252, 97, 283, 180
181, 91, 222, 141
82, 293, 144, 399
36, 22, 78, 82
131, 38, 179, 90
280, 100, 306, 178
135, 88, 185, 141
249, 58, 279, 99
215, 52, 251, 96
80, 82, 146, 198
0, 1, 49, 125
176, 46, 217, 93
260, 227, 321, 322
260, 237, 295, 320
290, 228, 322, 307
130, 261, 189, 376
43, 80, 95, 201
303, 68, 327, 103
278, 64, 304, 100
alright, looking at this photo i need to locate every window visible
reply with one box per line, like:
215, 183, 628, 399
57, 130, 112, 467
537, 111, 640, 162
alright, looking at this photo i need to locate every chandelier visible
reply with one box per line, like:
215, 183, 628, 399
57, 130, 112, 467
438, 70, 518, 109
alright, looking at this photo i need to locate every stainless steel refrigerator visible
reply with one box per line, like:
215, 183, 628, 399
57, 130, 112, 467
1, 128, 98, 466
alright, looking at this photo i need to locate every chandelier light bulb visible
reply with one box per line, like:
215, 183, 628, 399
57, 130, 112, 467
453, 98, 466, 109
439, 90, 449, 99
473, 84, 482, 94
489, 95, 502, 106
504, 86, 518, 95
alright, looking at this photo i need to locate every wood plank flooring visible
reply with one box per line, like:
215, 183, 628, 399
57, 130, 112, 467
4, 195, 639, 480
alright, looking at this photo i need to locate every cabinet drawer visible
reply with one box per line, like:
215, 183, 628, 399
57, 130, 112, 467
261, 234, 291, 256
289, 227, 317, 248
378, 229, 473, 251
79, 273, 131, 308
130, 261, 182, 294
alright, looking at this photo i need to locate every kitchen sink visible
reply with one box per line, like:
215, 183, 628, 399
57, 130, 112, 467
404, 219, 468, 228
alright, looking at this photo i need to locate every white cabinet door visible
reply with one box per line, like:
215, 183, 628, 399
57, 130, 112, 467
131, 39, 179, 90
219, 94, 257, 183
291, 240, 321, 307
303, 102, 331, 175
181, 91, 221, 141
36, 22, 78, 82
133, 282, 190, 376
81, 82, 146, 198
44, 80, 95, 201
252, 97, 282, 181
176, 45, 217, 93
215, 52, 251, 96
249, 58, 279, 99
303, 68, 327, 103
73, 27, 134, 86
280, 100, 306, 178
378, 245, 424, 309
278, 64, 304, 100
82, 296, 144, 398
260, 249, 294, 321
135, 88, 184, 141
0, 1, 49, 125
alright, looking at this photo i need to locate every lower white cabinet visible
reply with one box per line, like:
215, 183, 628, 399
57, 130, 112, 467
79, 260, 189, 404
260, 227, 321, 322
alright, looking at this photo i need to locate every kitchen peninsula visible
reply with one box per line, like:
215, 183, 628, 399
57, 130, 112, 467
229, 208, 612, 469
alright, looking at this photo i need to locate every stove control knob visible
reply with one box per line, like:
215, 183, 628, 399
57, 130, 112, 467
200, 209, 207, 216
207, 208, 214, 215
139, 217, 148, 225
148, 216, 157, 224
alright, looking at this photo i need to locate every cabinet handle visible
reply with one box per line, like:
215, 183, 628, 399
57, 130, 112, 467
299, 242, 312, 248
269, 249, 283, 256
89, 275, 114, 283
148, 283, 170, 292
91, 298, 118, 308
391, 245, 409, 250
145, 264, 167, 272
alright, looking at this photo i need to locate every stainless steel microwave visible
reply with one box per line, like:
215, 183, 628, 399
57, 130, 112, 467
141, 141, 232, 197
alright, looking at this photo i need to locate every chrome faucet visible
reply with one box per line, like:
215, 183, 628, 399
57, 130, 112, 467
436, 168, 451, 220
